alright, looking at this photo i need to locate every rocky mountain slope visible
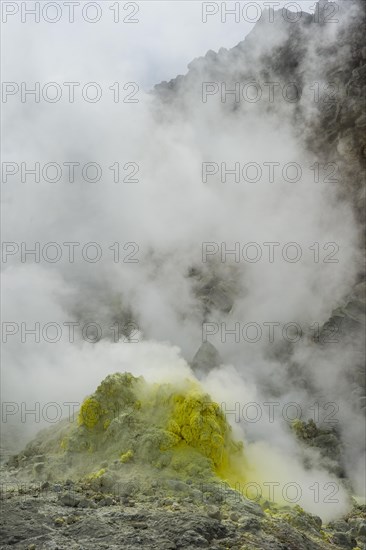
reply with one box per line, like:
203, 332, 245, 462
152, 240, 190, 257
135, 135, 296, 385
1, 1, 365, 549
1, 373, 365, 549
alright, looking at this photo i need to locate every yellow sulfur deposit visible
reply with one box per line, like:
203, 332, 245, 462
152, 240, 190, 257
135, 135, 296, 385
36, 372, 248, 489
86, 468, 106, 480
78, 397, 103, 429
163, 387, 245, 482
120, 450, 134, 463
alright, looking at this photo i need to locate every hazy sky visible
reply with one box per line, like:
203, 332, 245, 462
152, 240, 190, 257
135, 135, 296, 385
4, 0, 363, 520
2, 1, 316, 88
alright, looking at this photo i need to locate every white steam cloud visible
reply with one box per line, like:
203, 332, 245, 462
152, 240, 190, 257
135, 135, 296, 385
1, 0, 364, 521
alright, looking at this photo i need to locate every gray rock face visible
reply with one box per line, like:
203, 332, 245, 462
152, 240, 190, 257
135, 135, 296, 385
159, 0, 366, 477
2, 476, 365, 550
191, 342, 222, 377
58, 493, 80, 507
2, 2, 366, 549
186, 265, 240, 321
